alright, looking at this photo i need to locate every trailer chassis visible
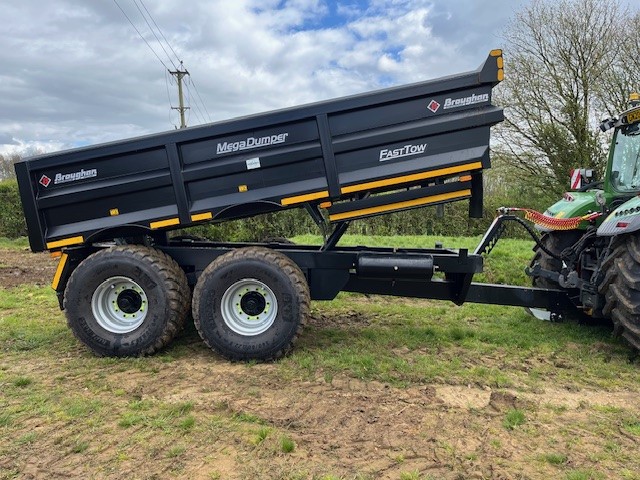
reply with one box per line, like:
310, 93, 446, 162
53, 224, 574, 316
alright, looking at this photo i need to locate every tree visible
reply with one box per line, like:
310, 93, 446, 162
597, 10, 640, 114
496, 0, 636, 195
0, 153, 21, 180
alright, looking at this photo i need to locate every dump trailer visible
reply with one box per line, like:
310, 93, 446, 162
14, 50, 575, 360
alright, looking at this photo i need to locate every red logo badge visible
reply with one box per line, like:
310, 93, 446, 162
427, 100, 441, 113
39, 175, 51, 187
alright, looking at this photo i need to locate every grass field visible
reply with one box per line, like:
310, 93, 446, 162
1, 235, 640, 479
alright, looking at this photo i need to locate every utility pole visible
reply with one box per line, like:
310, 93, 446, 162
170, 63, 190, 128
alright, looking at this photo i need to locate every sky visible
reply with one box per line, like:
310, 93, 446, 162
0, 0, 529, 156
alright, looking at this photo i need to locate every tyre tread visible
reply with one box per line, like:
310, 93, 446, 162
192, 246, 309, 361
599, 236, 640, 351
64, 245, 190, 356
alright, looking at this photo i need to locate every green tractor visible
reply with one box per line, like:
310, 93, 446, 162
528, 93, 640, 350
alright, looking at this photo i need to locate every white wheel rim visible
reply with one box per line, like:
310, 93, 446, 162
220, 279, 278, 336
91, 276, 148, 334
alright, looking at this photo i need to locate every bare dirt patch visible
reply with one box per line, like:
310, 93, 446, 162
0, 248, 57, 288
2, 247, 640, 479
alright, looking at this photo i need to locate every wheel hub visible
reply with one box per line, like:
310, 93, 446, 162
220, 279, 278, 336
91, 276, 148, 334
117, 289, 143, 314
240, 291, 267, 316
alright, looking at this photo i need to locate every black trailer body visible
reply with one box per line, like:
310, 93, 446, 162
16, 52, 504, 253
14, 50, 570, 361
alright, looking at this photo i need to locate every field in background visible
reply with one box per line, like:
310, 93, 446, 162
1, 236, 640, 480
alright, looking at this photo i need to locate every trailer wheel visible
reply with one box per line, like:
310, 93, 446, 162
64, 246, 190, 357
192, 247, 309, 361
598, 234, 640, 351
530, 231, 583, 289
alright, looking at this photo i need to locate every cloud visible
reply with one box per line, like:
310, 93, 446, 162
0, 132, 18, 146
0, 0, 528, 156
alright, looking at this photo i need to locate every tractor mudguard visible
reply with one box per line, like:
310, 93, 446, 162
597, 196, 640, 236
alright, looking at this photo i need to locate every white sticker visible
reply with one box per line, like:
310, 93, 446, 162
246, 158, 261, 170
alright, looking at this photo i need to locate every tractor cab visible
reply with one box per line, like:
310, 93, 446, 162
608, 122, 640, 193
602, 93, 640, 197
540, 94, 640, 229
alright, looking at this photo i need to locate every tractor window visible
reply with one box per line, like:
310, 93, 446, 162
611, 124, 640, 192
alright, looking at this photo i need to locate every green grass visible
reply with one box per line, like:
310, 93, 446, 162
253, 426, 271, 445
12, 377, 33, 387
566, 470, 606, 480
623, 420, 640, 436
503, 409, 526, 430
1, 238, 640, 479
293, 233, 535, 285
541, 452, 568, 465
280, 435, 295, 453
0, 237, 29, 249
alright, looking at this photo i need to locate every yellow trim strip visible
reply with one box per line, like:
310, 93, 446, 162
341, 162, 483, 195
281, 190, 329, 206
46, 236, 84, 250
150, 217, 180, 229
51, 253, 69, 291
490, 49, 503, 57
191, 212, 213, 222
329, 189, 471, 222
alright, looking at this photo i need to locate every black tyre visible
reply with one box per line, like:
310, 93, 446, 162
598, 234, 640, 351
64, 246, 190, 357
192, 247, 309, 361
530, 231, 583, 288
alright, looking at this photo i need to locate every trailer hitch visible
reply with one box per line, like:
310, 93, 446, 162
474, 212, 561, 259
525, 263, 561, 283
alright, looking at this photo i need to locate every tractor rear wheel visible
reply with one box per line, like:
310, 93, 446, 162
530, 231, 583, 289
598, 234, 640, 351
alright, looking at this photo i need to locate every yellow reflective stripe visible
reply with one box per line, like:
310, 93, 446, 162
46, 236, 84, 250
329, 189, 471, 222
340, 162, 482, 195
51, 253, 69, 291
150, 217, 180, 229
490, 49, 502, 57
281, 190, 329, 206
191, 212, 213, 222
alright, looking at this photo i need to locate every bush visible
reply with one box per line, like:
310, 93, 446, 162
0, 180, 27, 239
175, 188, 558, 242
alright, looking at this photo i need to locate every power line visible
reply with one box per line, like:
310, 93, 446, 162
112, 0, 169, 71
132, 0, 178, 70
165, 70, 179, 129
185, 82, 205, 125
114, 0, 213, 127
190, 78, 213, 123
138, 0, 182, 66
